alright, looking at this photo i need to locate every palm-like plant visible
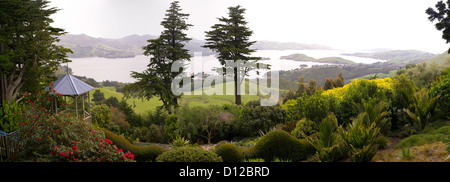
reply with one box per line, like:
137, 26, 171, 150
339, 112, 380, 162
403, 88, 439, 132
306, 113, 346, 162
356, 101, 391, 135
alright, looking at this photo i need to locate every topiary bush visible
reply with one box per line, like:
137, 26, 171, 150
252, 130, 315, 162
156, 146, 223, 162
215, 143, 245, 162
101, 128, 166, 162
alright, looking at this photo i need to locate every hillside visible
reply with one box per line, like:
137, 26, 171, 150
342, 50, 435, 66
280, 53, 355, 64
58, 34, 214, 58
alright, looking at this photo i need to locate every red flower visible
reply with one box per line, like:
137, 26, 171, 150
52, 151, 56, 156
118, 149, 123, 153
24, 94, 27, 97
51, 82, 54, 86
52, 119, 55, 122
89, 129, 92, 132
13, 111, 16, 114
37, 90, 40, 94
68, 114, 71, 117
128, 154, 134, 160
60, 152, 66, 157
72, 146, 77, 150
53, 90, 56, 93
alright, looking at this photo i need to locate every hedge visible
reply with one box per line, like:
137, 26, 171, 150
101, 128, 167, 162
250, 130, 315, 162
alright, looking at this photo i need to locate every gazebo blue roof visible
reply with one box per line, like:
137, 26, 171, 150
49, 74, 94, 96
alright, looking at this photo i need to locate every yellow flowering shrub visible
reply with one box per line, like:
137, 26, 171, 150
322, 78, 393, 99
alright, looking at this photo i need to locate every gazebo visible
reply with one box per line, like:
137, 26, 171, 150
47, 73, 95, 122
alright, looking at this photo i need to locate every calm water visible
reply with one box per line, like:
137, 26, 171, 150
68, 50, 385, 83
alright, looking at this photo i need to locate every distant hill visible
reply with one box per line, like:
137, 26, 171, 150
58, 34, 333, 59
280, 53, 355, 64
422, 51, 450, 65
342, 50, 435, 66
58, 34, 213, 59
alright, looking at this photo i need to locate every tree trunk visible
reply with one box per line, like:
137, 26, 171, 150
234, 68, 242, 105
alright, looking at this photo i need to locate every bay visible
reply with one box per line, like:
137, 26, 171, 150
68, 50, 386, 83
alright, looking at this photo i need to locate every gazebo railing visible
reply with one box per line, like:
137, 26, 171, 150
0, 130, 19, 162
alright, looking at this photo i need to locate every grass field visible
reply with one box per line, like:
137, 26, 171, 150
88, 80, 274, 114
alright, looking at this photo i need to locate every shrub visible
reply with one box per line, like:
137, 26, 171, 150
239, 101, 287, 136
291, 118, 317, 139
0, 100, 24, 133
101, 128, 166, 162
10, 87, 134, 162
215, 143, 245, 162
252, 130, 315, 162
171, 136, 190, 148
156, 146, 223, 162
164, 114, 178, 140
14, 113, 134, 162
430, 68, 450, 115
91, 104, 112, 128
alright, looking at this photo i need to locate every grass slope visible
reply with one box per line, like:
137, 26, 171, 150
89, 80, 277, 114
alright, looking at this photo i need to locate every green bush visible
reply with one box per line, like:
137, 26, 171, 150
91, 104, 112, 128
215, 143, 245, 162
431, 68, 450, 115
156, 146, 223, 162
0, 100, 24, 133
239, 101, 287, 136
252, 130, 315, 162
291, 118, 317, 139
164, 114, 178, 140
101, 128, 166, 162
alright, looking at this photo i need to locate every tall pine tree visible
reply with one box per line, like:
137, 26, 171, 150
203, 5, 261, 105
123, 1, 192, 113
0, 0, 71, 104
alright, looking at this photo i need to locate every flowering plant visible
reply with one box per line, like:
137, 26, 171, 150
11, 85, 135, 162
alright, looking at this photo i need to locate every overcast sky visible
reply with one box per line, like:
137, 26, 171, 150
49, 0, 447, 54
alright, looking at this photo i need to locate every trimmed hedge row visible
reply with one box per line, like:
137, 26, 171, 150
215, 130, 315, 162
101, 128, 167, 162
156, 146, 223, 162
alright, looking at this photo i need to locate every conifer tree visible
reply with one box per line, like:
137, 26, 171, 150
203, 5, 261, 105
124, 1, 192, 113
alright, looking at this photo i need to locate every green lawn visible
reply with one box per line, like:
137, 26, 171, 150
89, 80, 273, 114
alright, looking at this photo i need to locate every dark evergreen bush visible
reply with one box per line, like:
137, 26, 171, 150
215, 143, 245, 162
252, 130, 315, 162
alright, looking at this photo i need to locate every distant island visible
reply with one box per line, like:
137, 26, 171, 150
58, 34, 334, 59
280, 53, 355, 65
